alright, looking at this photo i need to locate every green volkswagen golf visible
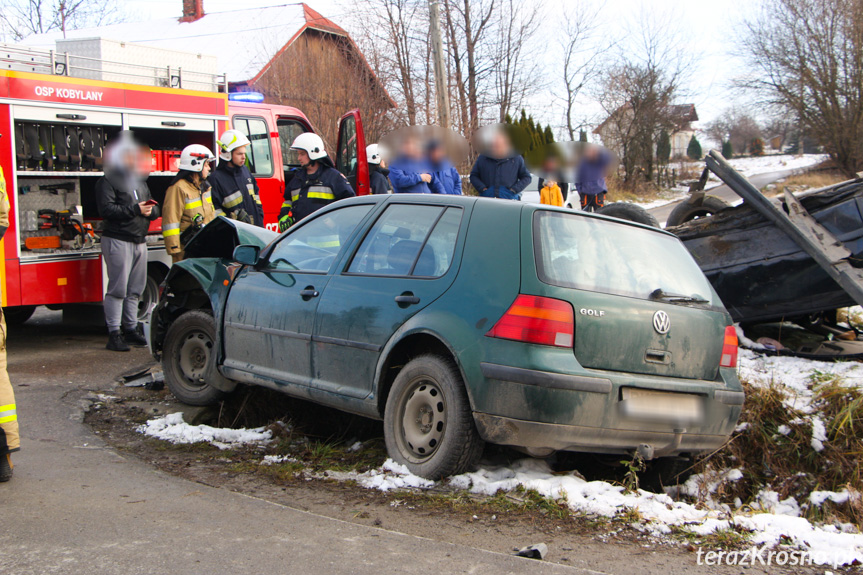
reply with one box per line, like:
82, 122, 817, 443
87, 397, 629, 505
150, 194, 743, 480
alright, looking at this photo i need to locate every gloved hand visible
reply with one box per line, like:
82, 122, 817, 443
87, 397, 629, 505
233, 208, 254, 225
278, 212, 293, 233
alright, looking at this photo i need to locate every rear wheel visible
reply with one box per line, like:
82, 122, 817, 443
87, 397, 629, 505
597, 203, 660, 228
665, 196, 730, 227
384, 354, 483, 479
163, 310, 228, 406
3, 305, 37, 326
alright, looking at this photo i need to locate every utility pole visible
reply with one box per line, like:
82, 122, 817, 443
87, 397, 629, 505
428, 0, 451, 129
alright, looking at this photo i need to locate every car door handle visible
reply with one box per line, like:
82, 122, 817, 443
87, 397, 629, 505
300, 287, 319, 299
395, 293, 420, 306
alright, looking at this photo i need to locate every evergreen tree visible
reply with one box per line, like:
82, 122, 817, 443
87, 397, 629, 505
722, 140, 733, 159
656, 130, 671, 164
579, 130, 588, 142
543, 125, 555, 144
687, 134, 703, 160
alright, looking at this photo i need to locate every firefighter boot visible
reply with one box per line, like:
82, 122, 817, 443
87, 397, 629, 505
107, 330, 130, 352
123, 325, 147, 348
0, 453, 12, 482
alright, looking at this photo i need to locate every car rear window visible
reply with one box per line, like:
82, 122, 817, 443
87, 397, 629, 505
533, 211, 715, 304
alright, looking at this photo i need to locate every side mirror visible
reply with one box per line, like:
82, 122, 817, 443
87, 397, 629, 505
233, 245, 260, 266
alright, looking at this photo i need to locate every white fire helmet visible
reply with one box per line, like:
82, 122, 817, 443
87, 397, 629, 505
217, 129, 251, 161
290, 132, 327, 161
178, 144, 216, 172
366, 143, 385, 165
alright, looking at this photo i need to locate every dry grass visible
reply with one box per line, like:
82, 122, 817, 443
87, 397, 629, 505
762, 169, 848, 197
693, 376, 863, 527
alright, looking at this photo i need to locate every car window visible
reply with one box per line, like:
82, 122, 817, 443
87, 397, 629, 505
277, 119, 308, 172
268, 205, 372, 273
415, 207, 462, 277
533, 211, 715, 303
347, 204, 462, 277
233, 116, 273, 177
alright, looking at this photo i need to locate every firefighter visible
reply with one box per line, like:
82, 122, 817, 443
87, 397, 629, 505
366, 143, 391, 195
209, 129, 264, 227
0, 147, 19, 481
278, 133, 355, 231
162, 145, 217, 262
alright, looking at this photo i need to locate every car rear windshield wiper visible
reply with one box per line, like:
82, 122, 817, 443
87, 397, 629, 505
650, 289, 709, 304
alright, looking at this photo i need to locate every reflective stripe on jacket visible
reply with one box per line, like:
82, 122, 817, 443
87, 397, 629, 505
280, 164, 355, 224
162, 178, 216, 260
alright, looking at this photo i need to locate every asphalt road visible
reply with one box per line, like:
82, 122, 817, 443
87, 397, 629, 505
649, 169, 797, 224
0, 310, 595, 575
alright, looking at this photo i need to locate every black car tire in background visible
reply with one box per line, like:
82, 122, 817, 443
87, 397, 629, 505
163, 310, 229, 406
596, 202, 661, 228
384, 354, 484, 479
3, 305, 37, 325
665, 195, 730, 228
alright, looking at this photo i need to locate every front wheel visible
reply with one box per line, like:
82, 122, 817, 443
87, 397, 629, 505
162, 310, 228, 406
384, 354, 484, 480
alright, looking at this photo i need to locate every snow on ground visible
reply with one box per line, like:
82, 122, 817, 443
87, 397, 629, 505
136, 412, 272, 450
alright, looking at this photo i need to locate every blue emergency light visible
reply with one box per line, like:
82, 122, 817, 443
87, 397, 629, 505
228, 91, 265, 103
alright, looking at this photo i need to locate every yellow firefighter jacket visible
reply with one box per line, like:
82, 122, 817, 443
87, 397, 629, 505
162, 177, 216, 262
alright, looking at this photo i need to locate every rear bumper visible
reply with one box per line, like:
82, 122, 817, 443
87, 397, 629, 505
473, 412, 730, 456
474, 362, 743, 456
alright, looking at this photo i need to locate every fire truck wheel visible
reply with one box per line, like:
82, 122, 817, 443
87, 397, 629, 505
3, 305, 37, 326
139, 266, 167, 322
163, 310, 229, 406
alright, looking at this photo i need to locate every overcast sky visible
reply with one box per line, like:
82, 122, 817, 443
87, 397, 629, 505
124, 0, 761, 136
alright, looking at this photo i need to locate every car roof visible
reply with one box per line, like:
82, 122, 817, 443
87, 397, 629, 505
343, 194, 675, 237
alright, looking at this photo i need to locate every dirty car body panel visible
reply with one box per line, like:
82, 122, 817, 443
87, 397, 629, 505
152, 195, 743, 468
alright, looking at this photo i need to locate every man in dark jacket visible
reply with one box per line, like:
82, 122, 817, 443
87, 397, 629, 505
366, 143, 391, 195
96, 133, 160, 352
278, 133, 355, 231
209, 129, 264, 227
576, 145, 612, 212
469, 130, 531, 200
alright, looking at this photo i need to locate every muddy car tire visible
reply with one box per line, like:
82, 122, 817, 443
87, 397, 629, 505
384, 354, 484, 480
163, 310, 228, 406
665, 196, 730, 228
596, 203, 660, 228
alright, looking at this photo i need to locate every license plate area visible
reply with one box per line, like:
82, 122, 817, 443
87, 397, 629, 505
619, 387, 703, 425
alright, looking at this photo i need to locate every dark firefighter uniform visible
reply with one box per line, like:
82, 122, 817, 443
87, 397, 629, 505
162, 178, 217, 262
279, 163, 355, 229
0, 165, 18, 470
209, 161, 264, 227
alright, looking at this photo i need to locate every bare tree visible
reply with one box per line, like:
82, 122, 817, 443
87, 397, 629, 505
704, 109, 763, 155
491, 0, 541, 123
1, 0, 123, 40
594, 8, 695, 186
558, 3, 604, 140
738, 0, 863, 176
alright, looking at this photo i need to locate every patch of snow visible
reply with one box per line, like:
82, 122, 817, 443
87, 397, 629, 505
735, 422, 750, 433
811, 417, 828, 452
777, 425, 791, 436
809, 489, 856, 507
136, 412, 272, 450
755, 489, 801, 517
355, 459, 434, 492
347, 441, 364, 453
260, 454, 297, 466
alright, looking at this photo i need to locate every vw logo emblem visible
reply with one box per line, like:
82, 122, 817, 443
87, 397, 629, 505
653, 311, 671, 334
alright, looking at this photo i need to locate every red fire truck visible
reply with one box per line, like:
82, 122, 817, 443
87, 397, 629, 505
0, 50, 369, 325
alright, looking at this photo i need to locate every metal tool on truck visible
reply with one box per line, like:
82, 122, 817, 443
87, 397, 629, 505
0, 42, 369, 324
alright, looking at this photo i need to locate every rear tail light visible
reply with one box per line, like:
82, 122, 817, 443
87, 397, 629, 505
720, 325, 738, 368
487, 294, 574, 348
